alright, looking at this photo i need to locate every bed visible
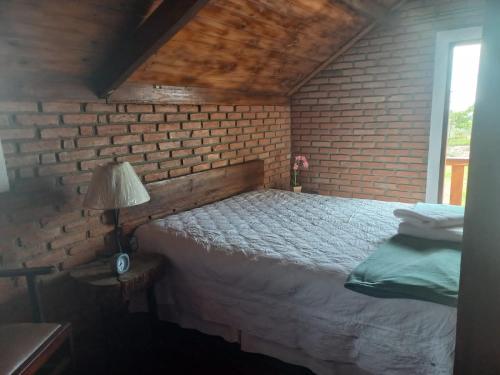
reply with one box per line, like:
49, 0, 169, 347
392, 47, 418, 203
133, 186, 456, 375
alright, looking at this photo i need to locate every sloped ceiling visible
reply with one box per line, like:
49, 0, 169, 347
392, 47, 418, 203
129, 0, 369, 94
0, 1, 157, 82
0, 0, 400, 101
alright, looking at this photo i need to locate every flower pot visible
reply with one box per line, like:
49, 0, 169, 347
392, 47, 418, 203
292, 186, 302, 193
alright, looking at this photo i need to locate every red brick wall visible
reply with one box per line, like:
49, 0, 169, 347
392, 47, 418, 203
0, 100, 290, 316
291, 0, 484, 202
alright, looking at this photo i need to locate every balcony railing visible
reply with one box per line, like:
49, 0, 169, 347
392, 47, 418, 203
445, 158, 469, 206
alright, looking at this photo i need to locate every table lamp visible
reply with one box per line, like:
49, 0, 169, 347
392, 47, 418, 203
83, 162, 150, 274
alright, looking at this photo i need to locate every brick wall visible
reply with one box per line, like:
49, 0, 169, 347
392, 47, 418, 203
291, 0, 485, 202
0, 100, 290, 319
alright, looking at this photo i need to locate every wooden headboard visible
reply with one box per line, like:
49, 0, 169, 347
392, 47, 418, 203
122, 160, 264, 226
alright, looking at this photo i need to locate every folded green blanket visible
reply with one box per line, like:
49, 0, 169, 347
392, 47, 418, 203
345, 235, 461, 307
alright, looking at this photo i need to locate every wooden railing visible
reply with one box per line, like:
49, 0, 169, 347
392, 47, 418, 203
445, 158, 469, 206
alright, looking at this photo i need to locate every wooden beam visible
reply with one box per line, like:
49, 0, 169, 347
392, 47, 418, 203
336, 0, 388, 20
0, 73, 288, 105
454, 1, 500, 374
110, 82, 290, 105
287, 0, 407, 96
93, 0, 210, 98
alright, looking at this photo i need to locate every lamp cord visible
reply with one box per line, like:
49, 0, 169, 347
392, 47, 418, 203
113, 208, 123, 253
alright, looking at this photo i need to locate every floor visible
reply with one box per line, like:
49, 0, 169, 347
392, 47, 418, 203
76, 313, 314, 375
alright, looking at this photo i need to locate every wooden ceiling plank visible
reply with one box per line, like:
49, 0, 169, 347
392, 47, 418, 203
185, 16, 326, 63
129, 70, 290, 94
0, 71, 97, 102
192, 6, 361, 59
3, 1, 139, 34
142, 38, 314, 75
335, 0, 388, 20
109, 82, 290, 105
287, 0, 407, 96
93, 0, 210, 98
212, 0, 362, 44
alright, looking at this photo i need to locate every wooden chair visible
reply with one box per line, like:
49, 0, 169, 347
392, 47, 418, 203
0, 266, 74, 375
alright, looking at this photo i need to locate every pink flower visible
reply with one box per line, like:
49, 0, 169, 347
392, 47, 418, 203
291, 155, 308, 187
294, 155, 309, 170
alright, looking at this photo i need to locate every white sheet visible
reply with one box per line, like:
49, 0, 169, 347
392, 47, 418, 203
135, 189, 457, 375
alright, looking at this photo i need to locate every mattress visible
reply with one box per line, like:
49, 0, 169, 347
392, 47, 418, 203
135, 189, 457, 375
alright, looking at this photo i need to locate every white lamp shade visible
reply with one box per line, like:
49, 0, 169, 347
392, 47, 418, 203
83, 162, 150, 210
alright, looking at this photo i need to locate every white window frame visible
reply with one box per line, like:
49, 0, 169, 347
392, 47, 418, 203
0, 139, 9, 193
425, 27, 483, 203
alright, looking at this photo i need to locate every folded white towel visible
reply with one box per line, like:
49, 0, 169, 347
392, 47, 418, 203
394, 202, 464, 228
398, 222, 463, 243
401, 216, 462, 230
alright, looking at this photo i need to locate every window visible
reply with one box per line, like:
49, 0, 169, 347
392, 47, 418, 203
426, 27, 483, 204
0, 139, 9, 193
441, 43, 481, 205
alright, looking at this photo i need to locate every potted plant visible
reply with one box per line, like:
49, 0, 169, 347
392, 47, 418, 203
291, 155, 309, 192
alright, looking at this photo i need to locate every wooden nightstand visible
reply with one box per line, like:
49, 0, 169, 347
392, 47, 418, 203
70, 253, 166, 372
70, 252, 166, 314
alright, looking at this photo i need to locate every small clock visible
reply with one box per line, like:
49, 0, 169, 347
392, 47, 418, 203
112, 253, 130, 275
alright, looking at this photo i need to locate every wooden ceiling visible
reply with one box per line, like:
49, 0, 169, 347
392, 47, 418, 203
129, 0, 368, 94
0, 1, 155, 88
0, 0, 401, 102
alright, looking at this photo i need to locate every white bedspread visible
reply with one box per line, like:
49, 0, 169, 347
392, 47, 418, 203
135, 189, 456, 375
